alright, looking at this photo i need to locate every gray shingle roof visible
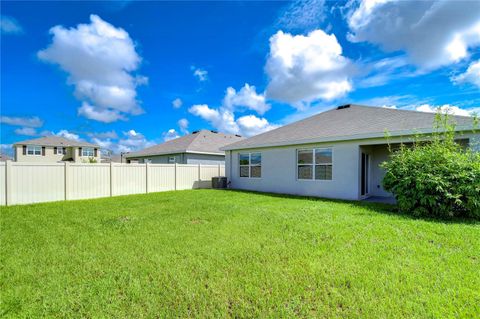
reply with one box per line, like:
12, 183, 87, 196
223, 104, 477, 150
126, 130, 244, 158
13, 136, 99, 148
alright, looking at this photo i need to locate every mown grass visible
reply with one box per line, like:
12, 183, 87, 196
1, 190, 479, 318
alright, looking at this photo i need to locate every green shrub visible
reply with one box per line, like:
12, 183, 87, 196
381, 113, 480, 219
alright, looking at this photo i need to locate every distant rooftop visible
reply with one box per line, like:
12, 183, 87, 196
14, 135, 100, 148
126, 129, 244, 158
0, 153, 12, 162
223, 104, 476, 150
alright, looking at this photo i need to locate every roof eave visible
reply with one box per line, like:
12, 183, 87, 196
13, 142, 100, 148
125, 149, 224, 158
222, 126, 478, 151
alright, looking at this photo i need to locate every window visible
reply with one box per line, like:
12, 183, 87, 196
82, 147, 94, 157
168, 156, 175, 163
144, 159, 152, 164
239, 153, 261, 178
297, 148, 332, 180
56, 147, 66, 155
27, 145, 41, 156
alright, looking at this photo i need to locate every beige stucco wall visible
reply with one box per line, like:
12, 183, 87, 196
226, 140, 361, 201
225, 132, 480, 201
15, 146, 101, 163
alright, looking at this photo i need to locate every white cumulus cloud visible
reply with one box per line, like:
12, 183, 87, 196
0, 115, 43, 127
38, 14, 146, 122
189, 104, 238, 134
55, 129, 81, 141
189, 104, 276, 137
415, 104, 477, 117
346, 0, 480, 69
276, 0, 326, 32
0, 15, 23, 35
77, 102, 126, 123
92, 129, 156, 154
163, 129, 180, 141
14, 127, 38, 136
236, 115, 279, 137
87, 130, 118, 139
191, 66, 208, 82
1, 144, 14, 158
265, 30, 354, 107
172, 98, 183, 109
178, 118, 189, 134
452, 60, 480, 88
223, 84, 271, 115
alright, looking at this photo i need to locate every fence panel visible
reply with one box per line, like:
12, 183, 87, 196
1, 162, 225, 206
149, 164, 175, 192
68, 164, 110, 200
199, 165, 219, 188
112, 164, 147, 196
176, 164, 199, 190
219, 165, 225, 176
10, 162, 65, 205
0, 163, 5, 206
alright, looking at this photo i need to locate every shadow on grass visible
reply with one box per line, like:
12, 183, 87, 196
222, 189, 480, 225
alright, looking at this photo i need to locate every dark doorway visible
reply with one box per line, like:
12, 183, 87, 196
361, 152, 369, 197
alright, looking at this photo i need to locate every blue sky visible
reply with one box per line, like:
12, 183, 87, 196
1, 0, 479, 155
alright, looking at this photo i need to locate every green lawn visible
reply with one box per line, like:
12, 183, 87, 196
1, 190, 479, 318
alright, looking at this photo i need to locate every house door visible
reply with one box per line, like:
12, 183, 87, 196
361, 152, 370, 197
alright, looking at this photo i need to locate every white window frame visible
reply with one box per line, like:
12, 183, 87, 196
239, 152, 262, 178
82, 147, 94, 157
27, 145, 42, 156
56, 147, 66, 155
168, 156, 175, 164
296, 148, 333, 181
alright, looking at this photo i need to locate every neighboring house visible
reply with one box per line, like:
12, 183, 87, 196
13, 136, 101, 163
103, 154, 124, 163
0, 153, 12, 162
222, 104, 479, 201
125, 130, 244, 165
100, 150, 125, 163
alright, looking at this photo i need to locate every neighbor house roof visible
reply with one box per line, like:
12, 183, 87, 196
222, 104, 477, 150
0, 153, 12, 162
126, 130, 244, 158
13, 136, 100, 148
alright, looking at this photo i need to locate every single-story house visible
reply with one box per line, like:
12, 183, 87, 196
222, 104, 479, 201
13, 136, 101, 163
125, 129, 244, 164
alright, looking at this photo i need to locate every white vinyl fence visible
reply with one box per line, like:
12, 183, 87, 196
0, 161, 225, 206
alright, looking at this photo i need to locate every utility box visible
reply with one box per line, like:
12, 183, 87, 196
212, 177, 227, 189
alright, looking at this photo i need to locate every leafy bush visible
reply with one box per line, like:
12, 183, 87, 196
381, 113, 480, 219
82, 157, 98, 163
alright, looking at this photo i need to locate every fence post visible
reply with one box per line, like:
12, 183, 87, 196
198, 164, 201, 189
110, 162, 114, 197
145, 163, 150, 193
5, 160, 12, 206
64, 162, 70, 201
218, 164, 221, 176
174, 163, 177, 190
